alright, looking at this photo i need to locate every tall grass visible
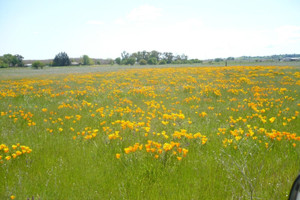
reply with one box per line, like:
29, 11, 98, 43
0, 65, 299, 199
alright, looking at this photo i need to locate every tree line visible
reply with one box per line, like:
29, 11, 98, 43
0, 50, 204, 68
114, 50, 202, 65
0, 54, 24, 68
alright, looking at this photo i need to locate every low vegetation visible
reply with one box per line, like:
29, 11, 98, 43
0, 65, 299, 199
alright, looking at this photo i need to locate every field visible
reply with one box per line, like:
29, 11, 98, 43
0, 65, 299, 199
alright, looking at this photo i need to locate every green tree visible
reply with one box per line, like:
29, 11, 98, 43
14, 54, 24, 67
108, 59, 114, 65
147, 57, 157, 65
162, 52, 174, 64
127, 57, 136, 65
82, 55, 94, 65
139, 59, 147, 65
115, 57, 121, 65
53, 52, 71, 66
2, 54, 14, 67
149, 50, 160, 61
121, 51, 130, 60
0, 54, 24, 67
214, 58, 223, 62
0, 57, 9, 68
32, 61, 45, 69
158, 60, 167, 65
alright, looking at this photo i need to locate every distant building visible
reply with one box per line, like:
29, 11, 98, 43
25, 63, 32, 67
282, 57, 300, 61
291, 58, 300, 61
71, 62, 80, 66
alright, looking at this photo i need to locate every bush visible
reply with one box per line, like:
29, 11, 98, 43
115, 57, 121, 65
107, 59, 114, 65
53, 52, 71, 66
171, 60, 182, 64
82, 55, 94, 65
0, 58, 9, 68
147, 57, 157, 65
214, 58, 223, 62
139, 59, 147, 65
158, 60, 167, 65
126, 57, 135, 65
32, 61, 45, 69
0, 54, 24, 67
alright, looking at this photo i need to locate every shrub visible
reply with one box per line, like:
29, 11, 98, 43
108, 59, 114, 65
82, 55, 94, 65
0, 58, 9, 68
158, 60, 167, 65
139, 59, 147, 65
115, 57, 121, 65
127, 57, 136, 65
53, 52, 71, 66
147, 57, 157, 65
32, 61, 45, 69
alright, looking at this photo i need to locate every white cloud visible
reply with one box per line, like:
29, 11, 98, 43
87, 20, 104, 25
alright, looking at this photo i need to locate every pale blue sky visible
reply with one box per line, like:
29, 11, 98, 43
1, 0, 300, 59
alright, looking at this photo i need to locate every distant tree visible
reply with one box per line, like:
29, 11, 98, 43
158, 60, 167, 65
0, 54, 24, 67
14, 54, 24, 67
171, 60, 182, 64
149, 50, 160, 61
90, 59, 95, 65
121, 59, 128, 65
227, 57, 234, 60
141, 51, 149, 61
134, 51, 145, 62
139, 59, 147, 65
121, 51, 130, 60
53, 52, 71, 66
147, 57, 157, 65
127, 57, 136, 65
108, 59, 114, 65
162, 52, 174, 64
115, 57, 121, 65
0, 57, 9, 68
117, 50, 205, 66
82, 55, 89, 65
82, 55, 94, 65
131, 52, 139, 62
32, 61, 45, 69
96, 61, 101, 65
214, 58, 223, 62
190, 59, 202, 64
180, 54, 188, 61
2, 54, 14, 67
174, 55, 182, 61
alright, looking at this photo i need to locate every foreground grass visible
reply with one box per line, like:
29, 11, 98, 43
0, 65, 299, 199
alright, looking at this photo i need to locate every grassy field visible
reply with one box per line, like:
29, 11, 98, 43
0, 65, 299, 199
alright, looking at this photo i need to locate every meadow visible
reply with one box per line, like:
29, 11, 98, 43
0, 65, 299, 199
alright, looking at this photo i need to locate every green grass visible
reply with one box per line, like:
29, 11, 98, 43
0, 65, 299, 199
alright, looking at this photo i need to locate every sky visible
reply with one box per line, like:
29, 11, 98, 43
0, 0, 300, 60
